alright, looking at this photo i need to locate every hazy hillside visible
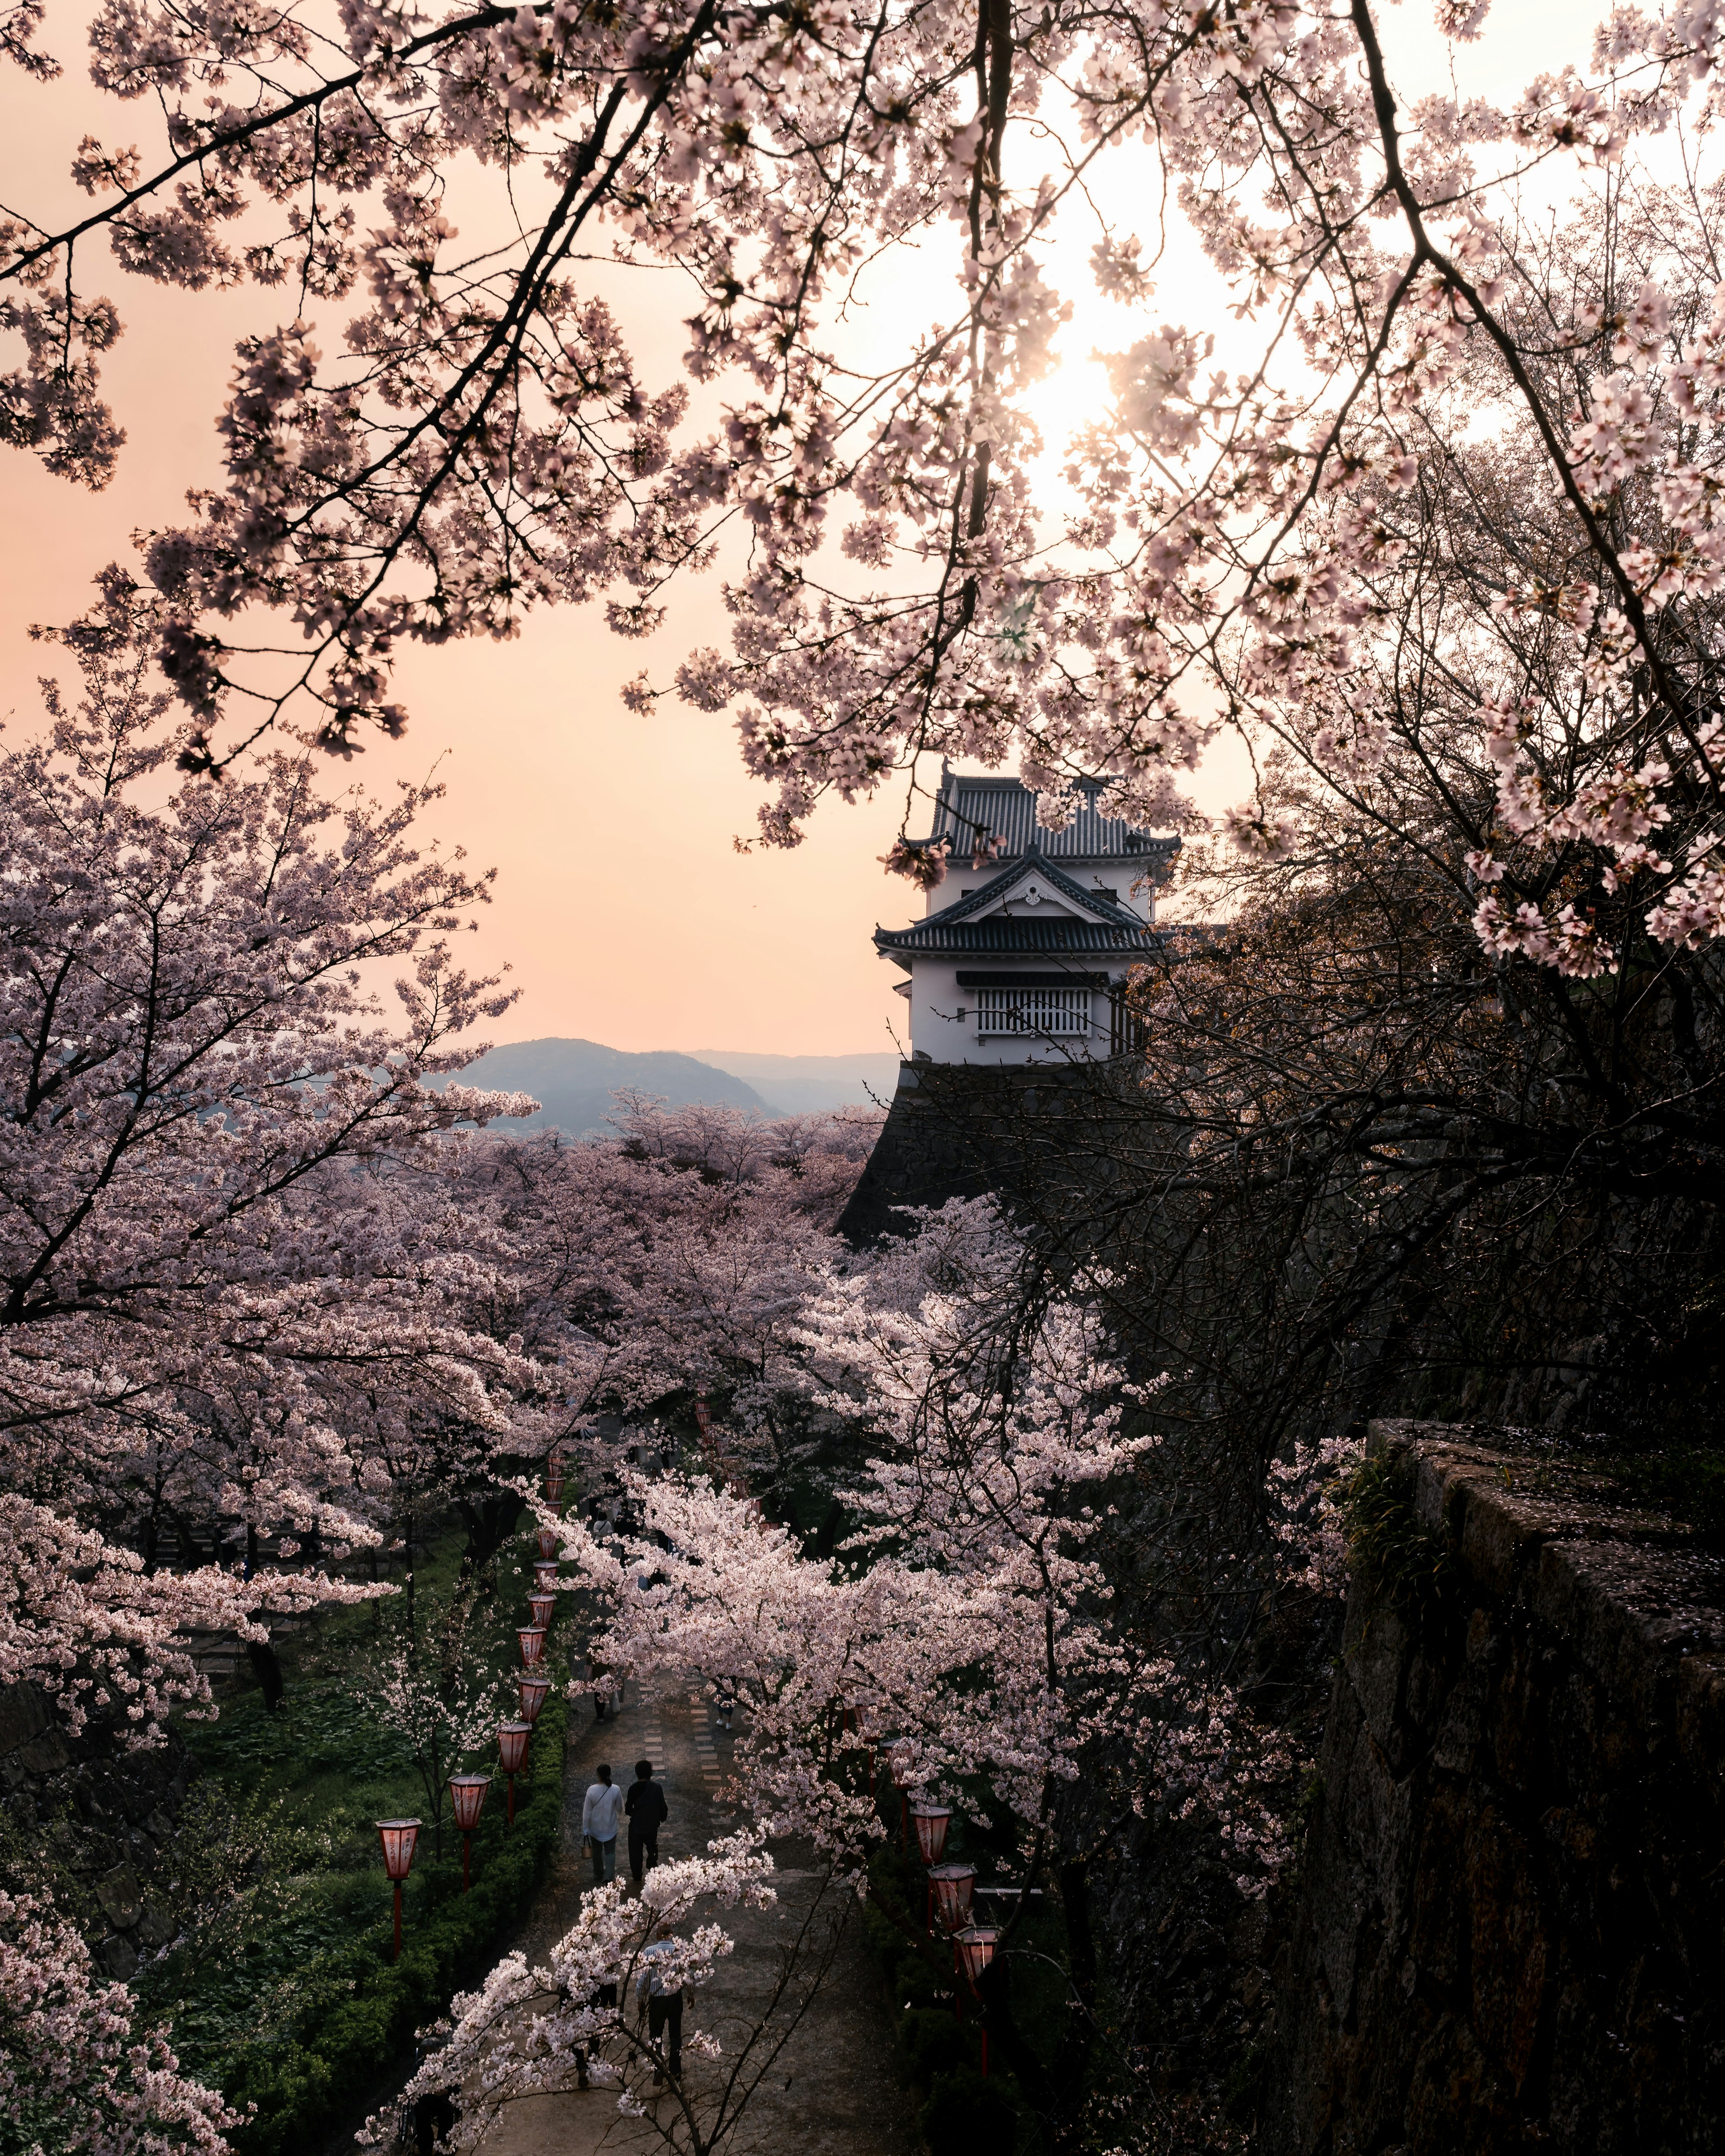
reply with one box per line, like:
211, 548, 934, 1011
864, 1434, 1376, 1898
449, 1038, 768, 1136
690, 1049, 902, 1116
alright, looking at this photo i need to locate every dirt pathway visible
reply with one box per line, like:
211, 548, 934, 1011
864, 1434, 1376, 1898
482, 1668, 919, 2156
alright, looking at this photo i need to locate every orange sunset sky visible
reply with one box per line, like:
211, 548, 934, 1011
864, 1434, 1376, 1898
0, 0, 1581, 1058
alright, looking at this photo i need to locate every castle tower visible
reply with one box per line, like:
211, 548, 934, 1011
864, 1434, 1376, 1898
875, 769, 1180, 1065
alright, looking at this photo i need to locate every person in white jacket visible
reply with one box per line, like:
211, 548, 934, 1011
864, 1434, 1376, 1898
582, 1763, 624, 1884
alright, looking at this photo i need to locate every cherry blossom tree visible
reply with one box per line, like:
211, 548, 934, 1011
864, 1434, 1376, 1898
0, 1886, 236, 2155
372, 1579, 513, 1856
447, 1099, 877, 1514
7, 0, 1725, 991
0, 577, 547, 1740
367, 1834, 852, 2156
530, 1204, 1312, 2147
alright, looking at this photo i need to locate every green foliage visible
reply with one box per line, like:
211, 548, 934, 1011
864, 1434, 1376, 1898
1337, 1449, 1455, 1628
150, 1689, 567, 2156
920, 2064, 1021, 2156
134, 1526, 574, 2154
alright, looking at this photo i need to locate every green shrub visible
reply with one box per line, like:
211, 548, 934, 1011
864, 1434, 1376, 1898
920, 2063, 1021, 2156
902, 2005, 972, 2081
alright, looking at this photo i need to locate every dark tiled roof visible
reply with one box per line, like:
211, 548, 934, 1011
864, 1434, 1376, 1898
877, 848, 1162, 964
920, 769, 1181, 863
919, 848, 1141, 926
876, 917, 1159, 959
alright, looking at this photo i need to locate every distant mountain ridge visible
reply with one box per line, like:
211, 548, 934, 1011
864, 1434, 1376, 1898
448, 1038, 768, 1137
689, 1049, 902, 1115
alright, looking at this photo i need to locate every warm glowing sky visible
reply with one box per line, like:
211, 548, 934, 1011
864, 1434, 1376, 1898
0, 1, 1605, 1056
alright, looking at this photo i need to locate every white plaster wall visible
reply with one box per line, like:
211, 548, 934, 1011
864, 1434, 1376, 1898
923, 861, 1155, 921
903, 959, 1123, 1065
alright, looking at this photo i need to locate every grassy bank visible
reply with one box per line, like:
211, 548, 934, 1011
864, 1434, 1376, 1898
136, 1529, 570, 2155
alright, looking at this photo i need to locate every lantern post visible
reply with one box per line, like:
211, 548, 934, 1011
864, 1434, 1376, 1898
536, 1526, 559, 1564
497, 1721, 531, 1825
518, 1624, 547, 1670
448, 1775, 490, 1892
545, 1454, 566, 1506
910, 1804, 953, 1928
518, 1670, 551, 1724
376, 1819, 421, 1961
954, 1925, 999, 2076
527, 1589, 556, 1631
929, 1862, 977, 1939
533, 1561, 559, 1595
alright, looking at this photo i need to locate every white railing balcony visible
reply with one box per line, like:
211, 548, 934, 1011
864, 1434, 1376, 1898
974, 987, 1091, 1038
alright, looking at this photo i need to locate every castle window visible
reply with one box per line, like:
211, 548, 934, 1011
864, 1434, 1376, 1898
975, 987, 1091, 1038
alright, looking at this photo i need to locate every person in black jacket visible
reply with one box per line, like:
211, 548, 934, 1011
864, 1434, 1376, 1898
625, 1759, 668, 1886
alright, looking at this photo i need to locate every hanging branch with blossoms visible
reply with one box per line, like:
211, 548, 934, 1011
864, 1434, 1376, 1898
362, 1834, 846, 2156
10, 0, 1725, 974
0, 1888, 237, 2156
0, 579, 553, 1743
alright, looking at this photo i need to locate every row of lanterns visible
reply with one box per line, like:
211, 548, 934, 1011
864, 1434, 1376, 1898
873, 1730, 998, 2074
374, 1454, 570, 1959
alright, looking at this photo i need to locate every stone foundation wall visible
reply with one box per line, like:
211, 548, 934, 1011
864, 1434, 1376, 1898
0, 1681, 194, 1976
1263, 1420, 1725, 2156
836, 1056, 1143, 1242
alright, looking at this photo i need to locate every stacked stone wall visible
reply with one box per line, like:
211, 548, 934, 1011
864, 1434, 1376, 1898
836, 1056, 1141, 1241
0, 1680, 193, 1976
1264, 1420, 1725, 2156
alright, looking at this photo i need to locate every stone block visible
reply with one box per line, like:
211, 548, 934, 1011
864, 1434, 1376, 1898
16, 1728, 71, 1776
1408, 1784, 1468, 1990
1460, 1487, 1557, 1604
1432, 1611, 1496, 1774
96, 1863, 142, 1931
1404, 2014, 1523, 2156
0, 1683, 50, 1754
1464, 1806, 1548, 2093
1345, 1600, 1409, 1754
134, 1896, 174, 1951
1674, 1651, 1725, 1788
1344, 1719, 1415, 1950
1308, 1794, 1365, 2024
97, 1932, 138, 1980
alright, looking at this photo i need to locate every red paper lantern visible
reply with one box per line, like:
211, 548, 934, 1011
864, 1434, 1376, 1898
929, 1863, 976, 1933
377, 1817, 420, 1882
911, 1803, 952, 1866
533, 1562, 559, 1593
544, 1454, 566, 1504
375, 1818, 420, 1960
527, 1590, 555, 1629
498, 1720, 531, 1825
448, 1775, 490, 1892
518, 1625, 546, 1669
518, 1670, 551, 1723
449, 1774, 490, 1833
536, 1527, 558, 1562
955, 1925, 998, 1986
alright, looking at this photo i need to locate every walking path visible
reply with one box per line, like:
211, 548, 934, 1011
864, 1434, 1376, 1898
480, 1665, 918, 2156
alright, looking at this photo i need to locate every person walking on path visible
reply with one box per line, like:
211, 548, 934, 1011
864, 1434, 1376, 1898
582, 1763, 624, 1884
625, 1759, 668, 1886
635, 1923, 686, 2086
713, 1674, 737, 1731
